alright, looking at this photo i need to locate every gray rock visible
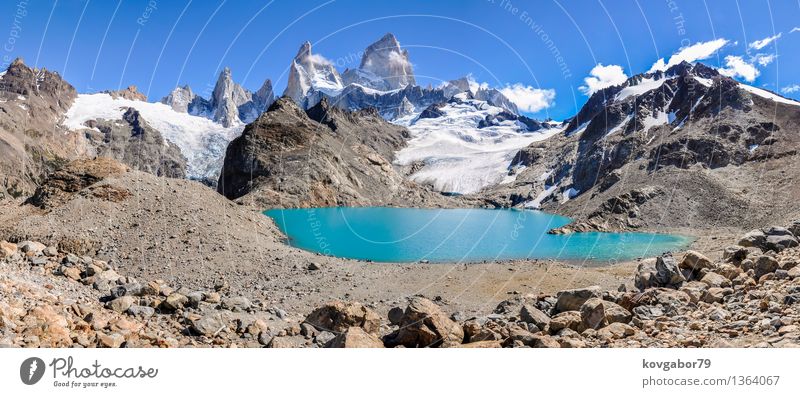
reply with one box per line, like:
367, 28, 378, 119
520, 304, 551, 329
221, 296, 252, 312
655, 255, 686, 287
754, 256, 779, 279
315, 331, 336, 346
160, 293, 188, 312
739, 229, 766, 248
126, 305, 155, 319
191, 314, 228, 337
107, 296, 135, 313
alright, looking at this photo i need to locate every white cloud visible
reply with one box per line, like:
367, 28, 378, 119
499, 84, 556, 113
781, 84, 800, 94
719, 55, 760, 82
752, 53, 775, 67
791, 27, 800, 34
648, 39, 729, 72
308, 53, 334, 66
578, 64, 628, 95
749, 33, 781, 50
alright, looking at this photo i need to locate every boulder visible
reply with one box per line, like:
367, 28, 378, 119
597, 323, 636, 339
764, 234, 798, 253
700, 272, 730, 288
739, 229, 766, 248
190, 314, 229, 337
97, 332, 125, 348
554, 286, 601, 312
326, 327, 384, 348
220, 296, 251, 312
387, 307, 404, 325
304, 301, 381, 335
126, 305, 155, 319
580, 298, 608, 330
788, 220, 800, 237
655, 255, 686, 286
531, 334, 561, 348
679, 250, 713, 271
754, 256, 779, 279
519, 304, 550, 330
0, 241, 18, 258
107, 296, 135, 313
19, 241, 46, 255
722, 246, 749, 263
160, 293, 188, 312
549, 311, 582, 334
387, 297, 464, 347
603, 300, 632, 324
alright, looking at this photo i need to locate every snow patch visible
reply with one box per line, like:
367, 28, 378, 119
603, 114, 632, 139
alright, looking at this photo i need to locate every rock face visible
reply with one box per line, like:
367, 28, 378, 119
0, 58, 82, 198
217, 97, 456, 208
92, 108, 187, 178
353, 33, 415, 90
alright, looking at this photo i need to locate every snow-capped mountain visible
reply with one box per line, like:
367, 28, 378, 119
283, 33, 520, 120
485, 59, 800, 220
161, 67, 274, 127
394, 93, 563, 194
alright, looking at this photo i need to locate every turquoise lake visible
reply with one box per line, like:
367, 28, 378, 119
264, 207, 693, 263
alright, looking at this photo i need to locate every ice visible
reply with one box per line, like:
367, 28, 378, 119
394, 98, 561, 194
562, 187, 580, 201
62, 93, 244, 181
640, 110, 669, 131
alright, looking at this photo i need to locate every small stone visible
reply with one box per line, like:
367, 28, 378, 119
160, 293, 188, 312
108, 296, 135, 313
97, 332, 125, 348
0, 241, 17, 258
62, 267, 82, 281
204, 292, 221, 304
700, 272, 730, 288
307, 262, 321, 271
388, 307, 404, 325
126, 305, 155, 319
191, 314, 228, 337
220, 296, 251, 312
754, 256, 779, 279
43, 246, 58, 257
19, 241, 46, 255
315, 331, 336, 346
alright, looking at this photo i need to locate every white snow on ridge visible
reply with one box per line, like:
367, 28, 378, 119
63, 93, 244, 181
394, 99, 562, 194
738, 83, 800, 107
616, 76, 674, 101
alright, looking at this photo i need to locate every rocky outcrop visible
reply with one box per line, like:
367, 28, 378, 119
92, 108, 187, 178
217, 97, 456, 208
104, 85, 148, 101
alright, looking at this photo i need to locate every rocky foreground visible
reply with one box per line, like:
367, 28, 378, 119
2, 221, 798, 348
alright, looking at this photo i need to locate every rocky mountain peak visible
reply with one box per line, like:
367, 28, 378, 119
284, 41, 344, 107
359, 33, 415, 90
211, 67, 253, 127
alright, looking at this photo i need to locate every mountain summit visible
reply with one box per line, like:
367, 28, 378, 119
352, 33, 416, 90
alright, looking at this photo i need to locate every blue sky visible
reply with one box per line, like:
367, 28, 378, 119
3, 0, 799, 120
